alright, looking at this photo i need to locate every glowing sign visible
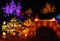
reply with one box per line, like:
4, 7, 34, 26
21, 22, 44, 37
41, 2, 56, 14
2, 0, 22, 16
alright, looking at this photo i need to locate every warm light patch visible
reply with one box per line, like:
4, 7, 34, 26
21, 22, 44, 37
23, 19, 33, 26
50, 18, 56, 21
22, 28, 29, 34
25, 8, 32, 14
41, 2, 56, 14
35, 18, 40, 21
3, 32, 6, 35
25, 34, 27, 37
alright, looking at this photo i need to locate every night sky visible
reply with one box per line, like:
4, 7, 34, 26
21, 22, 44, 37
0, 0, 60, 31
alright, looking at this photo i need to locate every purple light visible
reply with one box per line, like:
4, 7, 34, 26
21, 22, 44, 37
2, 0, 22, 16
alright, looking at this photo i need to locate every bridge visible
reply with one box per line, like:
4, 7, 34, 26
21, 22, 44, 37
33, 17, 60, 39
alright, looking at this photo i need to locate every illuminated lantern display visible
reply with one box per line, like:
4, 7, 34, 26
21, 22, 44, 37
6, 17, 21, 34
40, 2, 56, 14
2, 0, 22, 17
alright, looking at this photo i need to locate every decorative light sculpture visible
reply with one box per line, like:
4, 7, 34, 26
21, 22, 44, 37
23, 19, 33, 26
2, 0, 22, 16
40, 2, 56, 14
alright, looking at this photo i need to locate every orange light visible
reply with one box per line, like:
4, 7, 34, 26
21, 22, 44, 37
23, 19, 32, 26
25, 34, 27, 37
12, 32, 16, 36
22, 28, 29, 34
25, 8, 32, 14
2, 35, 6, 38
41, 2, 56, 14
35, 18, 39, 21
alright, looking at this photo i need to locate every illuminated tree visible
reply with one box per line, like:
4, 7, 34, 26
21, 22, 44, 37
2, 0, 22, 17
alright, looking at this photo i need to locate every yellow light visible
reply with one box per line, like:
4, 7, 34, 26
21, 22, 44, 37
35, 18, 39, 21
50, 18, 56, 21
3, 32, 6, 35
2, 25, 6, 30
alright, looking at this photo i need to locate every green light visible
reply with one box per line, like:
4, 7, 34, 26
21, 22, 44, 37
57, 14, 60, 19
